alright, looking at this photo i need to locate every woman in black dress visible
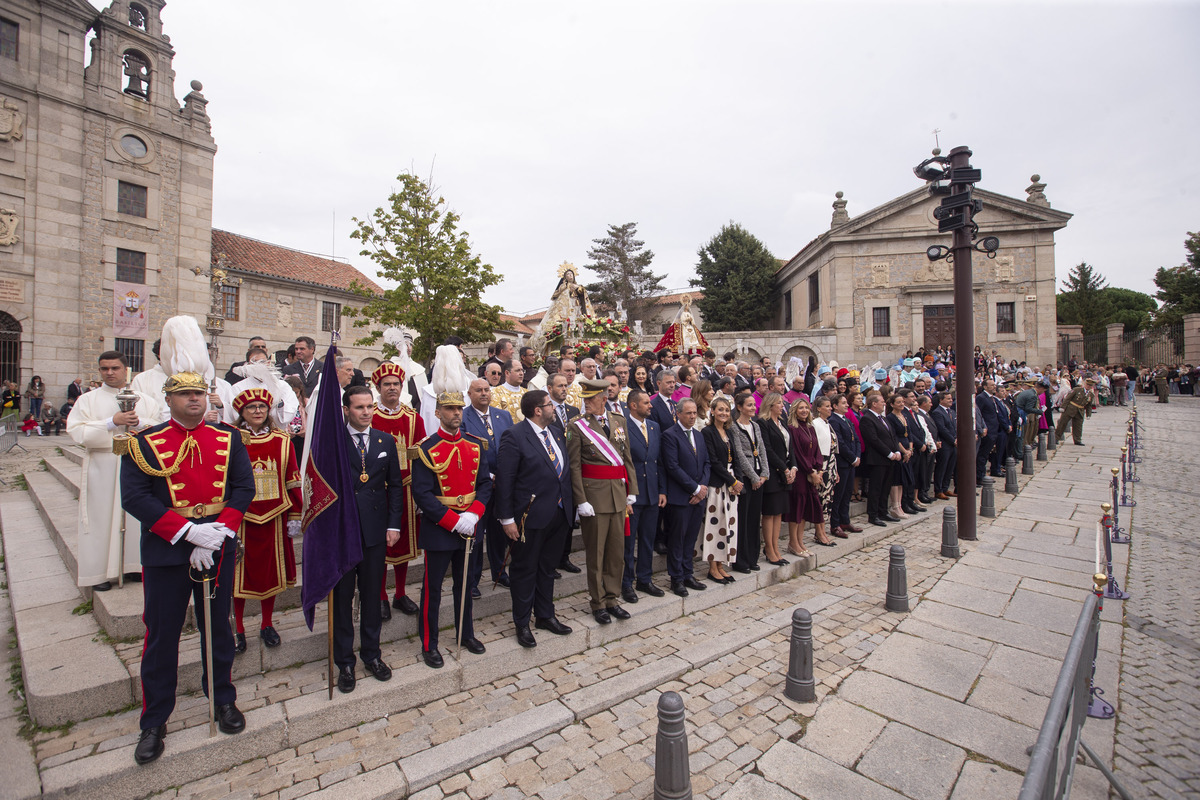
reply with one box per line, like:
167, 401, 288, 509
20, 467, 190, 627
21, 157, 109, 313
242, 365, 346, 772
757, 392, 797, 566
886, 392, 914, 518
730, 391, 770, 573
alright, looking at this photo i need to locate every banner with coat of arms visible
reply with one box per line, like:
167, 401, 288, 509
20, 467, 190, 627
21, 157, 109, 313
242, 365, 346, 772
113, 281, 149, 337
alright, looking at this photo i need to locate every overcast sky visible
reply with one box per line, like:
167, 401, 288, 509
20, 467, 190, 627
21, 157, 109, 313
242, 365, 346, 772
160, 1, 1198, 316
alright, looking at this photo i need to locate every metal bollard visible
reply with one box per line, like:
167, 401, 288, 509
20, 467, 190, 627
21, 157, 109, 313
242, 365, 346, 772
1100, 503, 1130, 601
1004, 457, 1019, 495
1047, 427, 1057, 450
940, 506, 960, 558
980, 475, 996, 518
885, 545, 910, 612
1087, 573, 1116, 719
1036, 432, 1047, 461
653, 692, 692, 800
784, 608, 816, 702
1022, 444, 1034, 475
1110, 468, 1129, 544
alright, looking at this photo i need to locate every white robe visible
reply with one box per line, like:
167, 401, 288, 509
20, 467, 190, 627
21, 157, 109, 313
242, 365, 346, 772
66, 383, 158, 586
129, 364, 233, 425
225, 375, 299, 429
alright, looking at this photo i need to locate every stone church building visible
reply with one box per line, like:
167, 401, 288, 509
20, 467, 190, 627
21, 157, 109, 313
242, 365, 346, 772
0, 0, 376, 401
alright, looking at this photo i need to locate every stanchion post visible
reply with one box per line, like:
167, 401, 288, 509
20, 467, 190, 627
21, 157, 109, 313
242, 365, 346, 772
1087, 573, 1116, 719
1101, 503, 1130, 601
784, 609, 816, 702
1110, 468, 1129, 544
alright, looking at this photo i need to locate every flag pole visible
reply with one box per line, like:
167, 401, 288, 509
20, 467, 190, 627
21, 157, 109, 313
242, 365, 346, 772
326, 591, 334, 700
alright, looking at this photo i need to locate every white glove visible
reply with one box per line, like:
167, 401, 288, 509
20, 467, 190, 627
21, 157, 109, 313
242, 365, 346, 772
626, 495, 636, 507
287, 520, 302, 539
454, 512, 480, 537
184, 522, 226, 551
577, 502, 595, 517
188, 545, 215, 571
212, 523, 238, 539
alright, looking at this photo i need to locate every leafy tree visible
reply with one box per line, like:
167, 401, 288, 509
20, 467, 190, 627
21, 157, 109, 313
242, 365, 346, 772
1101, 287, 1156, 333
1056, 262, 1113, 335
1153, 231, 1200, 327
346, 172, 503, 363
690, 223, 779, 331
583, 222, 666, 314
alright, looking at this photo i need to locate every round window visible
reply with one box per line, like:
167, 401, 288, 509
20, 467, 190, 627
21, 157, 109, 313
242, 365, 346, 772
120, 134, 148, 158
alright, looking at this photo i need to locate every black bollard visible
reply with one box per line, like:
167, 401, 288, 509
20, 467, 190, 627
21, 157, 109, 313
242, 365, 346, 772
1004, 457, 1019, 495
1036, 432, 1047, 461
940, 506, 960, 558
980, 475, 996, 518
885, 545, 910, 612
1022, 444, 1034, 475
784, 608, 816, 702
654, 692, 692, 800
1047, 428, 1057, 451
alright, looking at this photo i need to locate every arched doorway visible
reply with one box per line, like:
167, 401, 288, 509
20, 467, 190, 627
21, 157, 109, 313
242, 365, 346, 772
0, 312, 20, 385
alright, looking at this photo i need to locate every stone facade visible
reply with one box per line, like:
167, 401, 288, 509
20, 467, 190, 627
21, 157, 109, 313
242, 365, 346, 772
775, 185, 1072, 368
0, 0, 214, 396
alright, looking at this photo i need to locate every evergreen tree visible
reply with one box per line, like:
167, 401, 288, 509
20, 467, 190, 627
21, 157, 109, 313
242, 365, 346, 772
1056, 262, 1113, 335
346, 172, 503, 362
1153, 231, 1200, 327
690, 223, 779, 331
583, 222, 666, 313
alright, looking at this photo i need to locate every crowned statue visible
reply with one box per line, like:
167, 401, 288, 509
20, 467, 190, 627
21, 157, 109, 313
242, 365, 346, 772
529, 261, 597, 357
654, 294, 708, 356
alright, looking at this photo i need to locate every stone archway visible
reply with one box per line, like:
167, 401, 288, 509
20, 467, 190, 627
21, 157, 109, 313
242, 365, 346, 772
358, 357, 381, 378
0, 310, 23, 386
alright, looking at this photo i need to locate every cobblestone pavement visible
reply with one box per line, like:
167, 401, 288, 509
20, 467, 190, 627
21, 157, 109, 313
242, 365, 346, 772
1112, 399, 1200, 800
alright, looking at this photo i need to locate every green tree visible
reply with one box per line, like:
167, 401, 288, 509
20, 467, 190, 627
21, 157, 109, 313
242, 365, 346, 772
1056, 262, 1113, 335
346, 172, 503, 363
583, 222, 666, 313
690, 223, 779, 331
1100, 287, 1156, 332
1153, 231, 1200, 327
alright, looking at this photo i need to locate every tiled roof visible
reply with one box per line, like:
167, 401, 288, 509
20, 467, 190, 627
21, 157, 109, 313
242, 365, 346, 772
497, 314, 536, 335
212, 229, 383, 294
648, 290, 703, 306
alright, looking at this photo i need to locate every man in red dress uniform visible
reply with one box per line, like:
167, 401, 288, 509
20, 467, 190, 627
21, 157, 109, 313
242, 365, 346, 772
371, 362, 426, 620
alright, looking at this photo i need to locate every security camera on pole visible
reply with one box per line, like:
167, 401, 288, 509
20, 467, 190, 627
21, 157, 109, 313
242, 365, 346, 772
913, 146, 999, 543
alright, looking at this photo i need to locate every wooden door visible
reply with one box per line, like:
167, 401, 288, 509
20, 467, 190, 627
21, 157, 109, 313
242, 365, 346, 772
922, 305, 956, 350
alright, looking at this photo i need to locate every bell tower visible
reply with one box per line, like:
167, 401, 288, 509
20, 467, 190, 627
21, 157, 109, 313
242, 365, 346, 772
83, 0, 184, 114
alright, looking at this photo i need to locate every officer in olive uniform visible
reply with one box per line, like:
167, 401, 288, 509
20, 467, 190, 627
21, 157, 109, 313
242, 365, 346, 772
1055, 378, 1096, 446
121, 370, 255, 765
568, 379, 638, 624
410, 387, 492, 668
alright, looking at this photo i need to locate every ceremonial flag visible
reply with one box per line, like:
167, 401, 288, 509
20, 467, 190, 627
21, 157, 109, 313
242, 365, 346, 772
300, 341, 362, 629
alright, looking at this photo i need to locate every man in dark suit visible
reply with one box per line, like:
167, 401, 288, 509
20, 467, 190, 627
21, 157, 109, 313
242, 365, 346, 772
494, 390, 575, 648
829, 394, 861, 537
411, 385, 492, 668
974, 379, 1003, 482
281, 336, 322, 396
120, 371, 255, 764
931, 390, 958, 499
545, 372, 582, 575
859, 391, 902, 527
461, 378, 514, 590
623, 389, 665, 601
660, 398, 709, 597
897, 389, 928, 513
334, 386, 403, 692
650, 370, 678, 433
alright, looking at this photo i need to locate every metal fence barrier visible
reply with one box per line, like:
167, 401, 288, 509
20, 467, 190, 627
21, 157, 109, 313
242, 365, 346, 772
1018, 576, 1132, 800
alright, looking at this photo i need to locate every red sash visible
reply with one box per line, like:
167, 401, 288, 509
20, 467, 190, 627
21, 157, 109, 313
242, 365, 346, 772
580, 463, 632, 536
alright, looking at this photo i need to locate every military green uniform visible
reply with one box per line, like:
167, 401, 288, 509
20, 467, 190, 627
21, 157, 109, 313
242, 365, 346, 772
1055, 384, 1093, 445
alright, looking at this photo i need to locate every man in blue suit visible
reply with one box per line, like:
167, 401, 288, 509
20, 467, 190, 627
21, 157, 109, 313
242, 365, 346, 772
461, 378, 514, 592
494, 390, 575, 648
660, 398, 709, 597
828, 394, 861, 537
650, 370, 678, 433
974, 379, 1004, 482
931, 390, 958, 499
335, 386, 404, 692
623, 389, 665, 602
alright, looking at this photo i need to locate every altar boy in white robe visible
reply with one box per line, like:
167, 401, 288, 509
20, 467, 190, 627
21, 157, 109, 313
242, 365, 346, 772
66, 350, 157, 590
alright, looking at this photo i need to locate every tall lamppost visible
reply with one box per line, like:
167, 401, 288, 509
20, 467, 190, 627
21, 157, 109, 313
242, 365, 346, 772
913, 146, 999, 542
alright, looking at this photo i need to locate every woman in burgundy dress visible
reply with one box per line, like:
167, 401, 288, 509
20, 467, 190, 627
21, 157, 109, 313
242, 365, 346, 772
785, 398, 834, 555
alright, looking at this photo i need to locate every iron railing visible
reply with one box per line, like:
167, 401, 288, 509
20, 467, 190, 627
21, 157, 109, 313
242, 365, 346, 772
1058, 333, 1107, 366
1121, 322, 1184, 367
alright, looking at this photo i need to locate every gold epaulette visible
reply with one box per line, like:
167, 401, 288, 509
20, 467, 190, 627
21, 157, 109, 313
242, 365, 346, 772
461, 431, 488, 451
407, 445, 421, 461
240, 429, 253, 445
112, 430, 137, 457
